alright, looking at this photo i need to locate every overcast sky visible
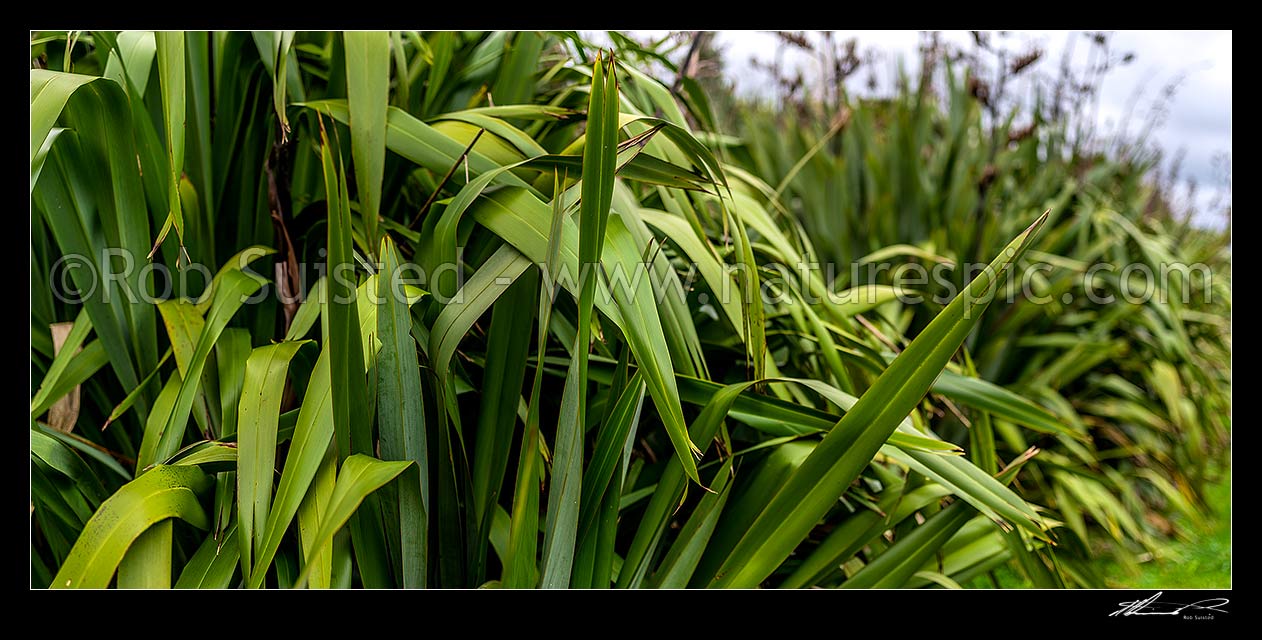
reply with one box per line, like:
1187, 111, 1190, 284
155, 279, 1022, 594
625, 30, 1232, 227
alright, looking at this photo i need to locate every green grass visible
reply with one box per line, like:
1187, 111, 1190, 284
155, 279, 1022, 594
966, 466, 1231, 589
1101, 468, 1232, 589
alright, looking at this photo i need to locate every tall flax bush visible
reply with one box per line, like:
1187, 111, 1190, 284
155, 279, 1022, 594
729, 36, 1231, 580
30, 30, 1228, 589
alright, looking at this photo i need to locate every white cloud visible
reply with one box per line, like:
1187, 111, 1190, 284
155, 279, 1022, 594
706, 30, 1231, 222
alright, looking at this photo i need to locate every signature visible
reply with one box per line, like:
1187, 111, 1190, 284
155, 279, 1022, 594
1110, 592, 1230, 617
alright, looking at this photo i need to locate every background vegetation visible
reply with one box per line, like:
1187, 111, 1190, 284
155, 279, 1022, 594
30, 30, 1230, 589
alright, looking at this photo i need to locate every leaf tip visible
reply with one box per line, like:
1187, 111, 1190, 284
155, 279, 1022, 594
1024, 208, 1051, 237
